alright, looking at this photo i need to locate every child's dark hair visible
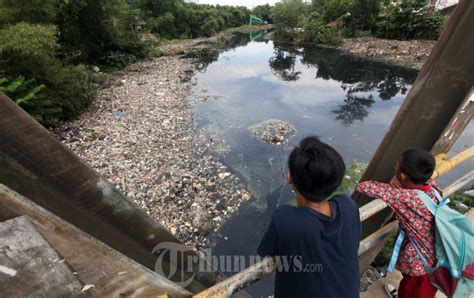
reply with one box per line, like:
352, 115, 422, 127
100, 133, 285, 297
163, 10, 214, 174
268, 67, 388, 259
401, 149, 435, 184
288, 136, 346, 202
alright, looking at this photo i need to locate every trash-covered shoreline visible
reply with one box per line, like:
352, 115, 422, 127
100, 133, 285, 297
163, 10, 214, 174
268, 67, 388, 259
339, 37, 436, 70
54, 51, 250, 249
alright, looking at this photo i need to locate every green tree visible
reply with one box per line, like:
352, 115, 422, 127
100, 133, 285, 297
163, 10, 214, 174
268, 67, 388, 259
56, 0, 147, 65
252, 4, 273, 23
149, 12, 177, 38
375, 0, 445, 40
347, 0, 381, 34
271, 0, 309, 35
0, 76, 62, 125
0, 0, 57, 25
56, 0, 115, 63
300, 12, 343, 45
0, 23, 59, 77
322, 0, 351, 22
0, 23, 94, 125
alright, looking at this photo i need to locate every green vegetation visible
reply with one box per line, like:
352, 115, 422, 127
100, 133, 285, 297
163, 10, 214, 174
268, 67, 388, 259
0, 0, 250, 126
300, 13, 343, 46
252, 4, 273, 23
135, 1, 250, 38
372, 234, 396, 268
270, 0, 445, 46
272, 0, 309, 36
375, 0, 445, 40
0, 22, 94, 125
448, 186, 473, 212
0, 0, 445, 125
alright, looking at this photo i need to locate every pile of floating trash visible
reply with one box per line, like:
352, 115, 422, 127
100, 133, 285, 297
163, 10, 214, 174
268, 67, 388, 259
248, 119, 296, 145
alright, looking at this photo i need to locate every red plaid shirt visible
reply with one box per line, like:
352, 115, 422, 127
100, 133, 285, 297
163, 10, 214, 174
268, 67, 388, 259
357, 179, 442, 276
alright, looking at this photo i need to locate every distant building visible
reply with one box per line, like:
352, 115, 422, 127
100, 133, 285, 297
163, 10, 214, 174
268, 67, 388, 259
184, 0, 199, 3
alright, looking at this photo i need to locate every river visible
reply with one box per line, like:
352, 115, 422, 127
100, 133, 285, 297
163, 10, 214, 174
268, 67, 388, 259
189, 34, 473, 295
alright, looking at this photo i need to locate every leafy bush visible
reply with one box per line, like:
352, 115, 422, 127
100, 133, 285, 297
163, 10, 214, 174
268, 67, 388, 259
322, 0, 351, 23
200, 17, 222, 37
0, 23, 94, 125
131, 1, 250, 39
56, 0, 148, 65
252, 4, 273, 23
45, 64, 95, 121
99, 51, 138, 68
0, 22, 58, 58
375, 0, 445, 40
148, 12, 177, 38
0, 0, 57, 25
300, 13, 343, 45
346, 0, 381, 35
0, 76, 62, 125
271, 0, 310, 35
448, 186, 473, 213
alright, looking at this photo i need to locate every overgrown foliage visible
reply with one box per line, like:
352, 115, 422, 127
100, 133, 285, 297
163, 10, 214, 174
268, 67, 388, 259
132, 1, 250, 38
375, 0, 445, 40
0, 23, 95, 125
0, 0, 249, 126
271, 0, 343, 45
252, 4, 273, 23
0, 76, 62, 125
300, 13, 343, 46
272, 0, 444, 44
0, 0, 57, 25
272, 0, 309, 36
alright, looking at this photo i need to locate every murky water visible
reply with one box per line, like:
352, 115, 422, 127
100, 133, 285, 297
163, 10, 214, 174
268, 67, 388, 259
190, 35, 473, 296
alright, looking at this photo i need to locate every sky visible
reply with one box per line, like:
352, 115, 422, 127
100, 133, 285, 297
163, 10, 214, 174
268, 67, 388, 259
196, 0, 280, 8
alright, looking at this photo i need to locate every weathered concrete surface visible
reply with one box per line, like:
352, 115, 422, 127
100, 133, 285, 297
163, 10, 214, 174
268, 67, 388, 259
0, 216, 83, 297
0, 93, 219, 292
0, 185, 192, 297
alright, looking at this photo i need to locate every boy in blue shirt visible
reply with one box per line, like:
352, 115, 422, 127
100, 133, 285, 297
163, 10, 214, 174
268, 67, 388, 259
258, 136, 362, 297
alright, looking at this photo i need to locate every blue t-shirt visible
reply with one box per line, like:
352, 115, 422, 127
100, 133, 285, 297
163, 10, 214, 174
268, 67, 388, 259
257, 195, 361, 298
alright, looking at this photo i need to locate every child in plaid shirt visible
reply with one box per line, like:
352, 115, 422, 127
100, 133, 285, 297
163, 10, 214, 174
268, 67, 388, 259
357, 149, 440, 298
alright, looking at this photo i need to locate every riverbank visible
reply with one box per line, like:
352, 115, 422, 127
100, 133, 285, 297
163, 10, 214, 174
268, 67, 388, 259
270, 33, 436, 70
52, 30, 435, 251
339, 37, 436, 70
157, 32, 234, 56
54, 34, 250, 249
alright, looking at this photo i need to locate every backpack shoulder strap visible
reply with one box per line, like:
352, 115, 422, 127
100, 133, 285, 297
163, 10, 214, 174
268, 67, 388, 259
413, 189, 438, 215
387, 229, 405, 272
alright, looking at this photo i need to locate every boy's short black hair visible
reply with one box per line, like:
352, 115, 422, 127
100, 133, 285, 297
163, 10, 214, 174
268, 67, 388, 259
400, 149, 435, 185
288, 136, 346, 202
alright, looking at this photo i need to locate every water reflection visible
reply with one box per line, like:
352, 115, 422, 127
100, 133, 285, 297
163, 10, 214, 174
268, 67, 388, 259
191, 35, 421, 296
269, 45, 302, 82
333, 93, 375, 126
186, 34, 252, 73
266, 43, 417, 125
190, 33, 473, 297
